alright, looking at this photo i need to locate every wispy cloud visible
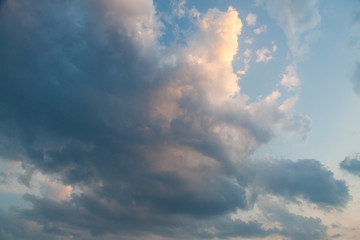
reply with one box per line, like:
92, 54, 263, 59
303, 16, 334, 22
258, 0, 321, 57
253, 24, 267, 34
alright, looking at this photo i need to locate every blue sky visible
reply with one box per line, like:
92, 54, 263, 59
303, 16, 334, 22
0, 0, 360, 240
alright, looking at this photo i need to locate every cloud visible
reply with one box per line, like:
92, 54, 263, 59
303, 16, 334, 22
253, 159, 349, 208
281, 64, 300, 91
258, 201, 329, 240
40, 179, 72, 202
246, 13, 257, 26
340, 154, 360, 177
255, 48, 272, 63
258, 0, 321, 57
172, 0, 187, 18
236, 49, 251, 75
0, 172, 6, 184
253, 25, 267, 34
0, 0, 348, 239
272, 41, 277, 52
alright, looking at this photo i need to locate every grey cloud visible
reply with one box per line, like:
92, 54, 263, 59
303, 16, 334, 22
0, 0, 349, 240
0, 1, 252, 237
261, 203, 329, 240
19, 194, 279, 239
0, 208, 64, 240
340, 154, 360, 176
18, 163, 36, 187
0, 172, 6, 184
254, 159, 349, 208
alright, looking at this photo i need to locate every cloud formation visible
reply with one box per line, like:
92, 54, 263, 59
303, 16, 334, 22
253, 25, 267, 34
246, 13, 257, 26
253, 159, 349, 208
255, 48, 272, 63
340, 154, 360, 177
258, 0, 321, 56
0, 0, 349, 239
281, 65, 300, 91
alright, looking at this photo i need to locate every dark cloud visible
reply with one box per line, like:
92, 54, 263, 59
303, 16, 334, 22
254, 159, 349, 208
0, 1, 254, 238
340, 155, 360, 176
17, 194, 280, 239
0, 0, 350, 240
0, 209, 58, 240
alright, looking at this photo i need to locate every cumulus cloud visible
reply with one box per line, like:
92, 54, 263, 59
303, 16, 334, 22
340, 154, 360, 177
253, 159, 349, 208
246, 13, 257, 26
255, 48, 272, 63
281, 65, 300, 91
0, 0, 348, 239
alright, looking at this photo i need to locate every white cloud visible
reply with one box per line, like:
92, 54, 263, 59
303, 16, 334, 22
253, 25, 267, 34
281, 65, 300, 90
237, 49, 251, 75
279, 95, 298, 112
258, 0, 321, 57
172, 0, 187, 18
246, 13, 257, 26
256, 48, 272, 63
40, 179, 72, 201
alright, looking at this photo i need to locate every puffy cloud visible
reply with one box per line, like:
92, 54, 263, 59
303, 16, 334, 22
246, 13, 257, 26
253, 159, 349, 208
40, 179, 72, 202
340, 154, 360, 177
281, 64, 300, 91
255, 48, 272, 63
0, 0, 348, 239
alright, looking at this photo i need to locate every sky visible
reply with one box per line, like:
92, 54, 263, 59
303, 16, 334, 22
0, 0, 360, 240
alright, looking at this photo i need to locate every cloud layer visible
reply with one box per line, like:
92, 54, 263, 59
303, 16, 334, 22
0, 0, 350, 239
